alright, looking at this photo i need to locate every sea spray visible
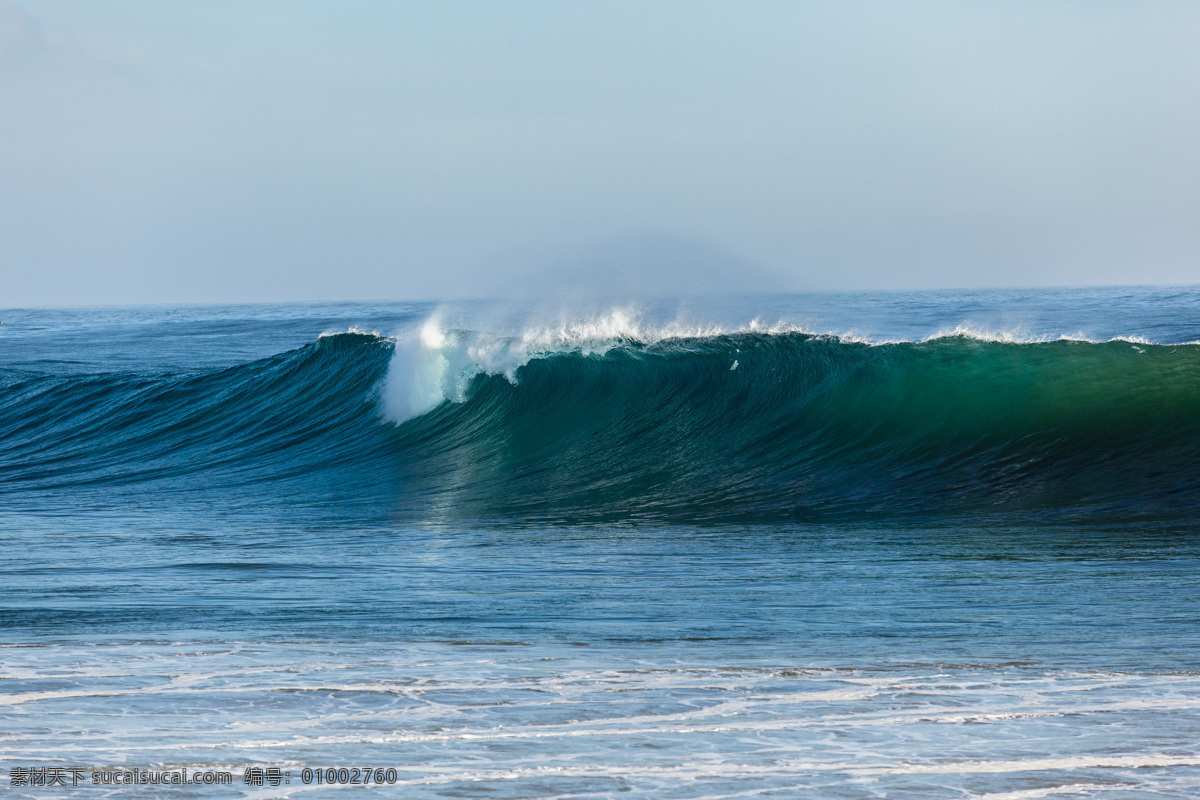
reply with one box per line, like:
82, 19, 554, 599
381, 318, 453, 424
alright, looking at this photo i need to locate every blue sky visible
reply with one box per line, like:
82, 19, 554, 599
2, 1, 1199, 305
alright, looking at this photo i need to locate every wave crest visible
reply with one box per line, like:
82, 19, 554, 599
6, 319, 1199, 522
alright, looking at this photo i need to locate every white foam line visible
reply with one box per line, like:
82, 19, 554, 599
317, 327, 386, 340
115, 704, 1140, 750
876, 754, 1200, 776
969, 784, 1109, 799
260, 753, 1200, 786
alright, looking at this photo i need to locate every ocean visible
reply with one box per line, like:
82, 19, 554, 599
2, 286, 1199, 798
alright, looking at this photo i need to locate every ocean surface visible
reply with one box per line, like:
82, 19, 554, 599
2, 286, 1199, 798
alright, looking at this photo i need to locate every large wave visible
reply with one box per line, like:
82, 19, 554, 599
4, 319, 1199, 523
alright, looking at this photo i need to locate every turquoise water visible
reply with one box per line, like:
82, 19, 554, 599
2, 288, 1199, 798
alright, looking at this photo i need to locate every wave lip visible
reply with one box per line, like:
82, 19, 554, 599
380, 312, 1195, 429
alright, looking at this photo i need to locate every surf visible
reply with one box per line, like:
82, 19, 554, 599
386, 322, 1200, 522
3, 320, 1198, 523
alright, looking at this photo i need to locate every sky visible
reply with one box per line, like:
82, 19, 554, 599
2, 0, 1199, 306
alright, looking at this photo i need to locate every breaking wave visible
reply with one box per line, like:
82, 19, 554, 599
3, 318, 1199, 523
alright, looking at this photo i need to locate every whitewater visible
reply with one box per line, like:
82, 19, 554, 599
3, 287, 1199, 798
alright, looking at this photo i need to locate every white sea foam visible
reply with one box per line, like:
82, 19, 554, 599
5, 641, 1200, 798
969, 786, 1104, 799
317, 326, 384, 339
377, 306, 1191, 424
379, 308, 817, 424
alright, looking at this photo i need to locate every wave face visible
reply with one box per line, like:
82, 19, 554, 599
4, 327, 1199, 523
0, 332, 395, 506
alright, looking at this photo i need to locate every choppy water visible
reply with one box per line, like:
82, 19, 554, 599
2, 287, 1199, 798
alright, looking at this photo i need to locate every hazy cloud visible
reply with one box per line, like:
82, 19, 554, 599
2, 1, 1198, 306
478, 232, 785, 304
0, 0, 44, 68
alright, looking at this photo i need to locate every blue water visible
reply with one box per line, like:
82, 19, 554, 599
2, 287, 1199, 798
